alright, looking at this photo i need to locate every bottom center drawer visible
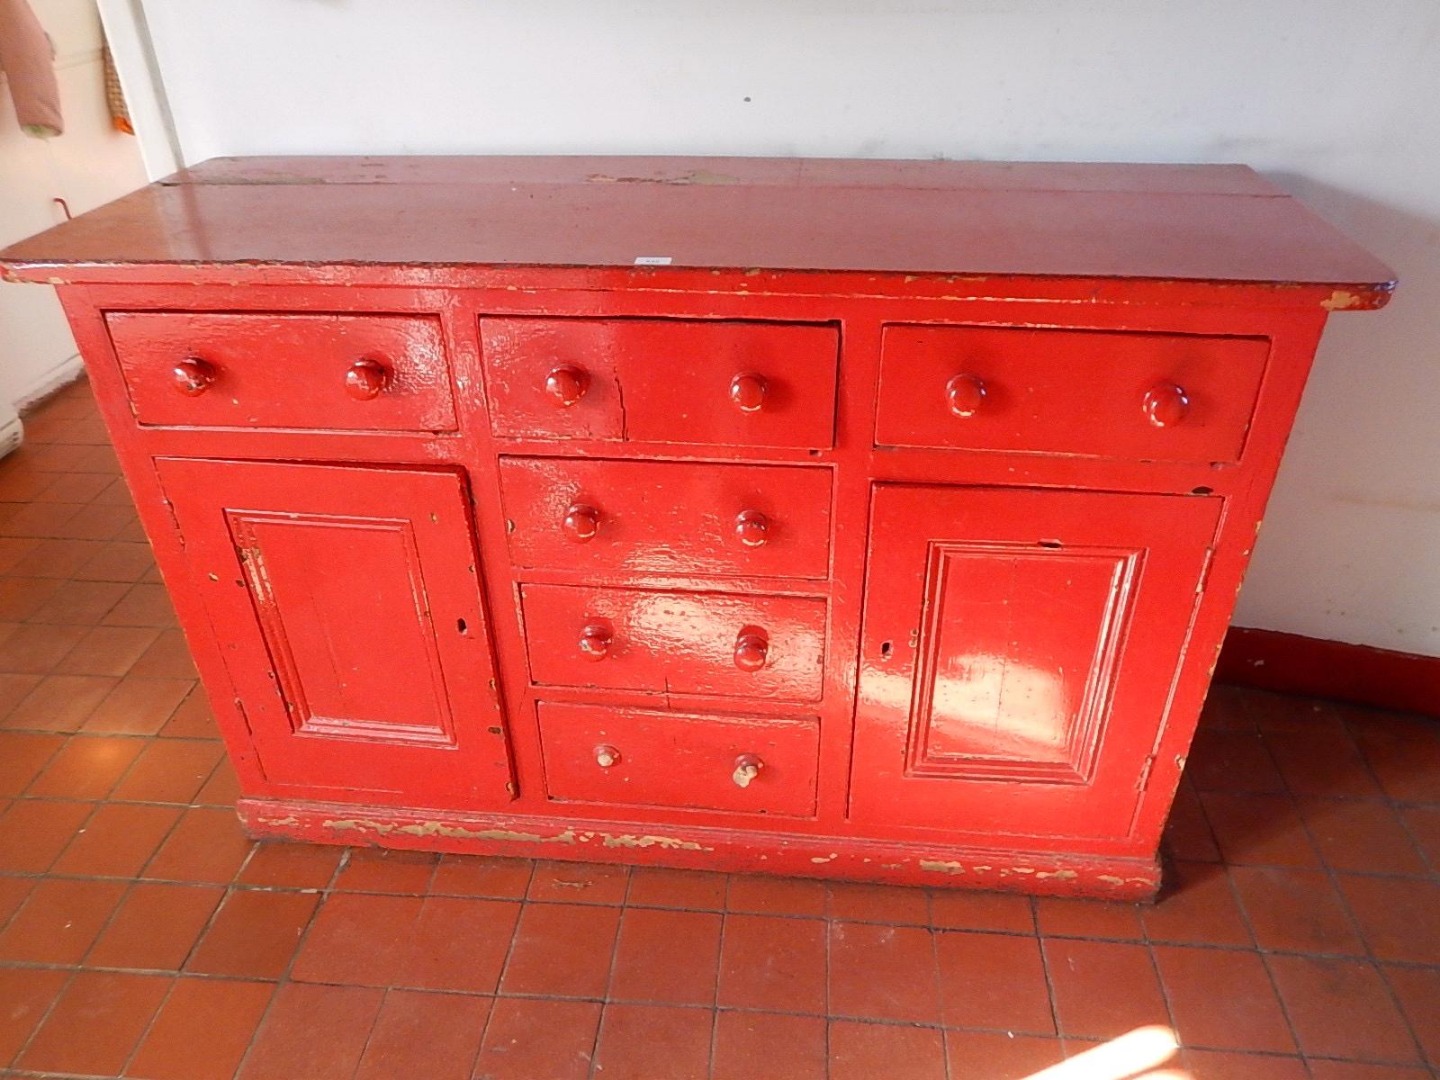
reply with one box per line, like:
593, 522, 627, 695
538, 701, 820, 816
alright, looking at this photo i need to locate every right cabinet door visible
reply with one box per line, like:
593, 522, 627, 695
852, 485, 1221, 842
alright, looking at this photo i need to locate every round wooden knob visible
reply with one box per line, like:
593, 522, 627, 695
734, 510, 769, 548
594, 744, 620, 768
546, 366, 588, 407
1143, 382, 1190, 427
734, 631, 769, 671
563, 504, 600, 543
732, 754, 763, 788
344, 358, 390, 400
172, 357, 216, 396
945, 373, 987, 417
578, 623, 612, 661
729, 373, 767, 413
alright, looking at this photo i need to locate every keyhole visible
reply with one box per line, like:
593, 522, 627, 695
457, 618, 468, 635
880, 640, 893, 659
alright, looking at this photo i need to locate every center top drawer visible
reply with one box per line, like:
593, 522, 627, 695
480, 317, 839, 449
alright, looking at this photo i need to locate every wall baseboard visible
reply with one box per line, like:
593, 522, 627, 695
15, 356, 84, 412
1217, 627, 1439, 718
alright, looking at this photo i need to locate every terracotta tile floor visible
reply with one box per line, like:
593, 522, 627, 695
0, 378, 1437, 1079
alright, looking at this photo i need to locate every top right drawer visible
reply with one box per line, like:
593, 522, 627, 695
875, 326, 1269, 465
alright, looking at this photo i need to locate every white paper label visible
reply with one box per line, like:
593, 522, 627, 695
634, 256, 673, 265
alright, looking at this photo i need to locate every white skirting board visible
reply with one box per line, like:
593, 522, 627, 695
0, 403, 23, 460
1, 354, 85, 460
16, 354, 84, 410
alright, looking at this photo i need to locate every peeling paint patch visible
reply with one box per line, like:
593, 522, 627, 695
1322, 289, 1364, 310
599, 833, 708, 851
919, 859, 967, 875
586, 169, 740, 186
1097, 874, 1154, 887
321, 818, 579, 845
1035, 869, 1079, 881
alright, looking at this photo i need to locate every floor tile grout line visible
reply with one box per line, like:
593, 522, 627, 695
0, 956, 1433, 1061
1215, 725, 1320, 1065
228, 843, 349, 1080
1261, 707, 1433, 1069
4, 964, 84, 1072
1131, 858, 1191, 1063
586, 866, 632, 1079
7, 946, 1437, 988
115, 963, 181, 1078
489, 857, 538, 1001
1320, 706, 1438, 1065
708, 906, 728, 1078
345, 982, 392, 1080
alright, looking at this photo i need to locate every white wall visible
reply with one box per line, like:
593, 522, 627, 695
129, 0, 1440, 657
0, 0, 149, 407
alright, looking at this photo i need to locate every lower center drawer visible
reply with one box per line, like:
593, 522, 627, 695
520, 583, 827, 701
537, 701, 820, 816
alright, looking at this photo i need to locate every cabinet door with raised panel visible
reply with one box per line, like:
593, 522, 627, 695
156, 458, 513, 809
852, 485, 1220, 842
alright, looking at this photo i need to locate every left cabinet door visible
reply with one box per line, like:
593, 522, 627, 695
156, 458, 514, 809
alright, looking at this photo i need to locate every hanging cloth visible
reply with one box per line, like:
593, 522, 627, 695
0, 0, 62, 137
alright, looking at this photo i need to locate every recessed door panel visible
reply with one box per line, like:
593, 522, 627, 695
156, 458, 513, 808
852, 485, 1220, 841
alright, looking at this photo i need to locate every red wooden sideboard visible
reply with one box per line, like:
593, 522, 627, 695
0, 157, 1394, 898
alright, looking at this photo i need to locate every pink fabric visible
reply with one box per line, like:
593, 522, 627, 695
0, 0, 62, 136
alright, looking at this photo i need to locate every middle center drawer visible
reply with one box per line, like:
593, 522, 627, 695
498, 457, 833, 580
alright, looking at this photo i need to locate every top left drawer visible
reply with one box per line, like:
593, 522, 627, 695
105, 312, 458, 433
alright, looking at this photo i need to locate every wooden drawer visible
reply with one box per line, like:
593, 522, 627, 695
538, 701, 819, 816
499, 457, 832, 580
876, 325, 1269, 463
106, 311, 457, 432
521, 583, 826, 701
480, 316, 838, 448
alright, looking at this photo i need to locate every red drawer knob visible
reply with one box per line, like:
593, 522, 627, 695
729, 372, 767, 413
563, 504, 600, 543
734, 510, 769, 548
345, 358, 390, 400
1143, 382, 1190, 427
579, 623, 612, 661
734, 630, 769, 671
594, 744, 620, 768
732, 754, 763, 788
546, 366, 589, 406
172, 357, 216, 396
945, 373, 987, 417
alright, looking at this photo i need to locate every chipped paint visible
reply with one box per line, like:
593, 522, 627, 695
586, 169, 740, 186
322, 818, 579, 845
1034, 869, 1079, 882
919, 859, 967, 875
600, 834, 708, 851
1322, 289, 1364, 310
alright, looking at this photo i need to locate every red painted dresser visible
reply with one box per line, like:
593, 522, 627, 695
0, 157, 1394, 898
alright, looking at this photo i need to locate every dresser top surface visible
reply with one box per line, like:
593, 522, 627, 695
0, 155, 1394, 299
